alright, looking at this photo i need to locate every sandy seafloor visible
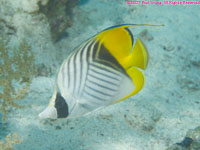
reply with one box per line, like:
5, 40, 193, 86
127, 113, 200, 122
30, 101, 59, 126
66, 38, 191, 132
0, 0, 200, 150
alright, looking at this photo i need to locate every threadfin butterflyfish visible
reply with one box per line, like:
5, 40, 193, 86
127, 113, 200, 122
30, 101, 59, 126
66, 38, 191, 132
39, 24, 161, 119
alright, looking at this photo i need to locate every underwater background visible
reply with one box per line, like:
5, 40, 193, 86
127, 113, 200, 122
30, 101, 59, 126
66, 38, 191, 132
0, 0, 200, 150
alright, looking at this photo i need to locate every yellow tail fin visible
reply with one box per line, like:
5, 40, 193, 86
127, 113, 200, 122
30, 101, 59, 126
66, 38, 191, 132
115, 67, 145, 103
127, 67, 145, 95
96, 25, 133, 58
123, 38, 149, 70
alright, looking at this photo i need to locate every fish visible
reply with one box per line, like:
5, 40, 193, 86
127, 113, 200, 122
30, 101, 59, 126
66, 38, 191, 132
39, 24, 161, 119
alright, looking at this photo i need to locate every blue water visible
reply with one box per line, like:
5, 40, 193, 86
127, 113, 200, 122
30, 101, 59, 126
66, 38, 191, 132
0, 0, 200, 150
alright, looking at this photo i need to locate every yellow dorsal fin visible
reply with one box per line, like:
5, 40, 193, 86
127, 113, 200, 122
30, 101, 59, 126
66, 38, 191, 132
95, 24, 162, 70
115, 67, 145, 103
96, 25, 132, 58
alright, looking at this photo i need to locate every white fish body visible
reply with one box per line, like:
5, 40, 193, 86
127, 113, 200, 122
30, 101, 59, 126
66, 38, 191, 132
39, 24, 156, 119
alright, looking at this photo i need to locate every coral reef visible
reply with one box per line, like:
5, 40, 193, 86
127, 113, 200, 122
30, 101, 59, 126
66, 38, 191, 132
38, 0, 79, 42
0, 38, 36, 121
167, 126, 200, 150
0, 133, 22, 150
0, 19, 16, 37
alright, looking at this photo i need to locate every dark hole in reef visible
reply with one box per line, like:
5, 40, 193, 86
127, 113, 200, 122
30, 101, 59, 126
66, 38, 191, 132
38, 0, 78, 42
55, 31, 69, 42
176, 137, 193, 148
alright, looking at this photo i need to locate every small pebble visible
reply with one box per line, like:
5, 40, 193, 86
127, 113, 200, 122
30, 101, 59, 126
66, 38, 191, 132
55, 125, 62, 130
139, 29, 154, 41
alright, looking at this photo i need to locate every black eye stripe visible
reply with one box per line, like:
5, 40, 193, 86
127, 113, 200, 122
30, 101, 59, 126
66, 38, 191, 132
55, 93, 69, 118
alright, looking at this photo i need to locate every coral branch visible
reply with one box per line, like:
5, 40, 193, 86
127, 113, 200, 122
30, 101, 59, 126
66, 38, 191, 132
0, 133, 23, 150
0, 38, 36, 121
